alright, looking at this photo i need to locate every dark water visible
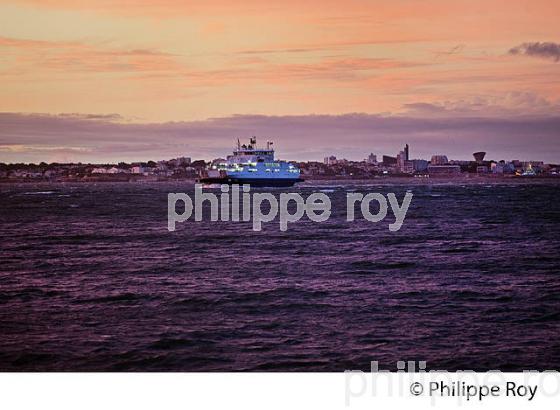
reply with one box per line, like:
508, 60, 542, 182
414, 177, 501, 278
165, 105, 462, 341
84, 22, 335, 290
1, 181, 560, 371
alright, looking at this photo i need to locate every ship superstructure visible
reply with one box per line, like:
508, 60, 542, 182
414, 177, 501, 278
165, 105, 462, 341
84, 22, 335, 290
199, 137, 303, 187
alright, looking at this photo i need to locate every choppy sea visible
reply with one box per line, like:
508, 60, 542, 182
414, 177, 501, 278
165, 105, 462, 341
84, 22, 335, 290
1, 180, 559, 371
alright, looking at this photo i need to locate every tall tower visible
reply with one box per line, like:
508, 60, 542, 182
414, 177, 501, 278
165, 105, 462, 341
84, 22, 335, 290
473, 151, 486, 163
404, 144, 409, 161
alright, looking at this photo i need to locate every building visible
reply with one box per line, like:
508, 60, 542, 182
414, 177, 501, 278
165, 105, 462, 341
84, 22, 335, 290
412, 159, 429, 172
382, 155, 397, 166
502, 162, 515, 174
524, 161, 544, 171
366, 153, 377, 164
473, 151, 486, 163
396, 151, 413, 173
427, 164, 461, 176
91, 166, 126, 175
324, 156, 337, 165
396, 150, 405, 170
171, 157, 191, 166
430, 155, 449, 165
491, 162, 504, 174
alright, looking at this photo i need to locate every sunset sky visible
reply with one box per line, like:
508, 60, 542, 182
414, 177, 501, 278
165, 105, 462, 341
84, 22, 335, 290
1, 0, 559, 163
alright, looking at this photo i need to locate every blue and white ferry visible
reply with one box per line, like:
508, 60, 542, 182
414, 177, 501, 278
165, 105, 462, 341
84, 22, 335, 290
199, 137, 304, 187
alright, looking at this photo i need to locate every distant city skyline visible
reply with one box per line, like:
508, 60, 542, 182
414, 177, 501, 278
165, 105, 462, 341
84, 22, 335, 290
1, 1, 559, 163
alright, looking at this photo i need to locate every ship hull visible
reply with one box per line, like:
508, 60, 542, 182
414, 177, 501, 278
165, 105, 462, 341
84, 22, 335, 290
198, 176, 304, 187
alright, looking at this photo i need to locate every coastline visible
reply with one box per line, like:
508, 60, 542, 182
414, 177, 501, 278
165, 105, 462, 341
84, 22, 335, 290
2, 175, 560, 186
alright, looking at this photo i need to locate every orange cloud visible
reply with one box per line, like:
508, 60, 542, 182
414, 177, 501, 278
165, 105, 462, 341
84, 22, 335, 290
0, 36, 181, 73
1, 0, 559, 122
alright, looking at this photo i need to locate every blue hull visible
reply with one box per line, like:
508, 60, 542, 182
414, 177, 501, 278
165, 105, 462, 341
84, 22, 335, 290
198, 176, 304, 187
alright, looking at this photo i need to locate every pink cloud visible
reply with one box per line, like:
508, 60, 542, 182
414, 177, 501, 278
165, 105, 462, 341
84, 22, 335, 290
1, 108, 559, 164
